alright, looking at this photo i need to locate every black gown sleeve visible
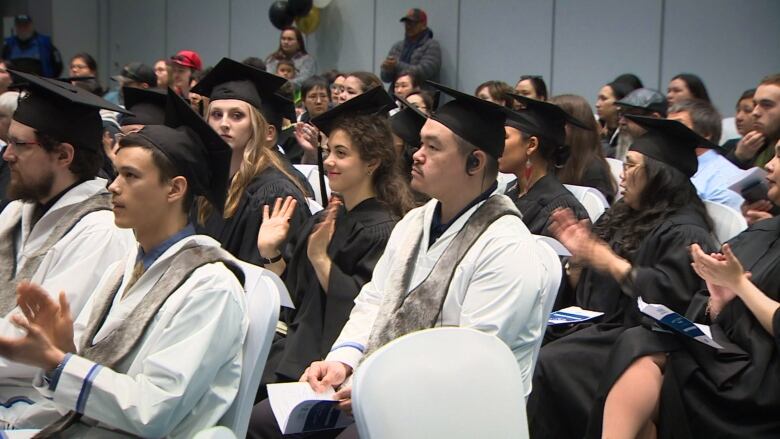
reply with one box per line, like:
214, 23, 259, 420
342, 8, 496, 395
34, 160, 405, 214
774, 307, 780, 348
580, 159, 616, 205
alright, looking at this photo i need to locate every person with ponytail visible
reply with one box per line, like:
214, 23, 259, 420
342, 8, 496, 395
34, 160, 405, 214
499, 94, 589, 237
189, 58, 311, 265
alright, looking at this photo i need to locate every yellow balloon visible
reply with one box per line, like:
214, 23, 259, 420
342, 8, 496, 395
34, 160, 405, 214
295, 7, 321, 34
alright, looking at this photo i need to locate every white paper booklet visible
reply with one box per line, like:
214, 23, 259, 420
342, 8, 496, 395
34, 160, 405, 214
267, 382, 353, 434
547, 306, 604, 325
637, 297, 723, 349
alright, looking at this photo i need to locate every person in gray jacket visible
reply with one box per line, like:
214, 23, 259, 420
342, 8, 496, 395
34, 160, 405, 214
380, 8, 442, 89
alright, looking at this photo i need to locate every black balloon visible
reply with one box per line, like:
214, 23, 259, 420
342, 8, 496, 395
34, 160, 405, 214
269, 1, 294, 30
287, 0, 313, 17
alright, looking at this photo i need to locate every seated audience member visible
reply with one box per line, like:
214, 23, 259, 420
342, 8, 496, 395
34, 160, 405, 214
68, 53, 103, 96
189, 58, 311, 265
257, 88, 414, 398
298, 75, 331, 123
324, 70, 346, 105
614, 88, 667, 160
550, 94, 617, 203
527, 116, 718, 439
668, 99, 745, 211
339, 71, 382, 103
249, 82, 549, 439
0, 90, 248, 436
514, 75, 548, 104
274, 59, 295, 81
265, 27, 316, 87
727, 74, 780, 169
666, 72, 711, 105
475, 80, 514, 107
0, 71, 134, 426
596, 80, 634, 155
170, 50, 202, 100
589, 141, 780, 438
405, 89, 434, 115
393, 69, 421, 100
153, 59, 171, 88
722, 88, 757, 152
500, 94, 590, 236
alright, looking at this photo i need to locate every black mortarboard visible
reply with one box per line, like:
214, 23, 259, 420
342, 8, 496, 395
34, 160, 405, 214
625, 115, 719, 178
390, 95, 427, 147
310, 86, 396, 136
190, 57, 292, 130
120, 86, 166, 126
506, 93, 589, 146
134, 89, 231, 211
9, 70, 130, 151
427, 81, 507, 159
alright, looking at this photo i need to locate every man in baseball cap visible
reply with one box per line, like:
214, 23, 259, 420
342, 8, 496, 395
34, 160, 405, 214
614, 88, 667, 159
170, 50, 202, 99
112, 62, 157, 90
380, 7, 441, 92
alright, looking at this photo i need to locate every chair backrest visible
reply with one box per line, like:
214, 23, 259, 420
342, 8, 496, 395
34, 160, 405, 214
564, 184, 608, 222
606, 158, 623, 198
219, 262, 281, 438
193, 426, 238, 439
704, 200, 748, 243
531, 236, 563, 370
497, 172, 517, 193
293, 164, 331, 206
352, 327, 529, 439
306, 198, 324, 215
720, 117, 738, 145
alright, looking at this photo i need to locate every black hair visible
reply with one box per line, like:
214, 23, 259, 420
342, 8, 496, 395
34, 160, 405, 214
518, 75, 548, 101
738, 88, 756, 104
242, 57, 266, 71
593, 155, 712, 259
671, 73, 711, 103
396, 69, 423, 89
71, 52, 98, 72
301, 75, 331, 100
613, 73, 643, 91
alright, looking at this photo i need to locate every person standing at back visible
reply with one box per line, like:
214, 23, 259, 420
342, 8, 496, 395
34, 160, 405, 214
380, 8, 441, 92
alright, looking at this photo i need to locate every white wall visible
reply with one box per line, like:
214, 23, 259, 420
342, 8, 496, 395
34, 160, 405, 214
42, 0, 780, 114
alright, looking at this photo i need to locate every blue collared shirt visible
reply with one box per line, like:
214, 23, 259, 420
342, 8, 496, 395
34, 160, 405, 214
136, 223, 196, 271
429, 182, 498, 247
691, 150, 744, 211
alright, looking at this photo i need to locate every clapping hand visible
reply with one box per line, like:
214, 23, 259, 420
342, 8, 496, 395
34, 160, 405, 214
295, 122, 321, 164
549, 208, 598, 265
307, 197, 341, 264
257, 196, 298, 259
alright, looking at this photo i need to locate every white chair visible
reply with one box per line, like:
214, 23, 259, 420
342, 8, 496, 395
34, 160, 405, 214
606, 158, 623, 197
497, 172, 517, 193
564, 184, 608, 223
219, 263, 281, 438
352, 327, 529, 439
193, 426, 238, 439
704, 200, 748, 243
294, 164, 331, 206
720, 117, 738, 145
531, 236, 563, 370
306, 198, 324, 215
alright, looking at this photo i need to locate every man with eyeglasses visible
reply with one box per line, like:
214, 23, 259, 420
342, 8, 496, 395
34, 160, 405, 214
0, 70, 134, 426
613, 88, 667, 160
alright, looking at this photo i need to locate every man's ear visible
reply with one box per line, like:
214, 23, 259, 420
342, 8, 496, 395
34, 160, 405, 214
168, 176, 189, 205
54, 142, 76, 168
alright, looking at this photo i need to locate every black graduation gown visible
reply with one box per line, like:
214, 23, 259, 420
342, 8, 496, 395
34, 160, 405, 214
199, 167, 311, 265
585, 216, 780, 438
527, 205, 718, 439
265, 198, 397, 382
507, 174, 590, 237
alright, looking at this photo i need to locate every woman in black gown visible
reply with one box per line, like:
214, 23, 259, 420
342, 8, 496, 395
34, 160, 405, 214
256, 88, 415, 385
189, 58, 311, 265
499, 94, 590, 236
588, 142, 780, 439
527, 116, 719, 438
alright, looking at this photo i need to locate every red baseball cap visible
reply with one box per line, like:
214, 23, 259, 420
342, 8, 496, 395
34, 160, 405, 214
400, 8, 427, 25
170, 50, 202, 71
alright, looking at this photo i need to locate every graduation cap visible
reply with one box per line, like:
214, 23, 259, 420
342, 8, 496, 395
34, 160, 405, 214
506, 93, 590, 146
390, 95, 427, 147
190, 57, 293, 130
310, 86, 395, 207
9, 70, 130, 151
120, 86, 166, 126
427, 81, 507, 159
625, 115, 719, 178
133, 89, 231, 211
310, 86, 396, 136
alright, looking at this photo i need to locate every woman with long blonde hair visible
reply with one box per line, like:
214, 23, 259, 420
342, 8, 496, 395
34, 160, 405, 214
192, 58, 310, 265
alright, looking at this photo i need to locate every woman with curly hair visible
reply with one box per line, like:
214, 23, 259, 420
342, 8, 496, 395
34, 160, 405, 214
527, 116, 718, 439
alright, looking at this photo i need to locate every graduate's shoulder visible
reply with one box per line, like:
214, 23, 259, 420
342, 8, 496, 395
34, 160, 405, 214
245, 167, 308, 202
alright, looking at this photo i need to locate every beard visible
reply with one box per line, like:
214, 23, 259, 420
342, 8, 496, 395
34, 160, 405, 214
7, 168, 55, 203
615, 130, 634, 162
